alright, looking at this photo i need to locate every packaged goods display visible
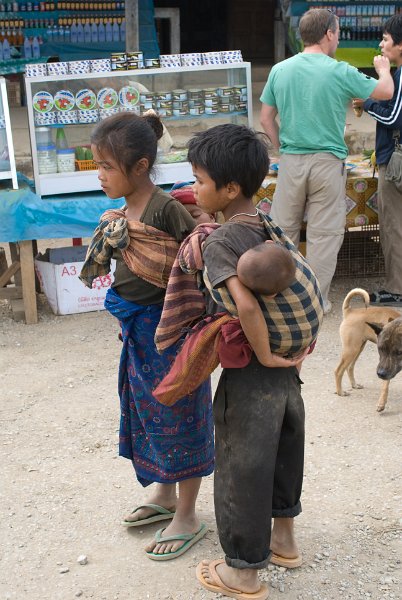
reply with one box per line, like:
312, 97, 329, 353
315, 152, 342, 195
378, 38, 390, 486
24, 59, 251, 195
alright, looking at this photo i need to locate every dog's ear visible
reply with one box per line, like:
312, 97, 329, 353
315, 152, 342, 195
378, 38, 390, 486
387, 317, 396, 323
367, 322, 383, 336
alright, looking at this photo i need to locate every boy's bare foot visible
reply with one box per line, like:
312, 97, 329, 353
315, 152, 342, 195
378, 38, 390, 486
197, 559, 268, 598
145, 514, 201, 555
270, 517, 301, 566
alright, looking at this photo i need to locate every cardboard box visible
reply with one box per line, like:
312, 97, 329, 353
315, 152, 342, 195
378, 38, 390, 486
35, 246, 115, 315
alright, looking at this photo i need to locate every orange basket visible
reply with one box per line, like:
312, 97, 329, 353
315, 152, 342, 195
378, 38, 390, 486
75, 159, 97, 171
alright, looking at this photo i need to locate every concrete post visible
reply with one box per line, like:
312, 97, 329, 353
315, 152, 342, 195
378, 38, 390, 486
125, 0, 139, 52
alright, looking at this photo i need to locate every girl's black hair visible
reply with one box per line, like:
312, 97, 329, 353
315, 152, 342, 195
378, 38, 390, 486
383, 14, 402, 45
90, 112, 164, 176
187, 124, 270, 197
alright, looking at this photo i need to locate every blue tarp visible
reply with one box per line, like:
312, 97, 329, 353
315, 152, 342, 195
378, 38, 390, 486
0, 177, 121, 242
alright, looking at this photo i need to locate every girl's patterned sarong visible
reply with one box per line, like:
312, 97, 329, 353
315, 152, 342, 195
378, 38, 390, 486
104, 287, 214, 487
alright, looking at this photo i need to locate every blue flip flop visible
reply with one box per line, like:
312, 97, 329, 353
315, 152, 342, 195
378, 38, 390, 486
146, 522, 207, 561
122, 503, 176, 527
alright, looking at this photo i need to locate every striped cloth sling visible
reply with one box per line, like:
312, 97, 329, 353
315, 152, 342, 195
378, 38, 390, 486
79, 207, 179, 289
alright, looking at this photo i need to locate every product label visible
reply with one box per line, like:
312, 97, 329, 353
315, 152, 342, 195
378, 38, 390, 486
97, 87, 118, 109
119, 86, 140, 107
54, 90, 75, 111
76, 89, 97, 110
32, 91, 54, 113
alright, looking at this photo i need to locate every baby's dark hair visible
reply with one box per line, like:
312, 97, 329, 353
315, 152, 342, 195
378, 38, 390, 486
90, 111, 164, 176
187, 124, 270, 198
383, 14, 402, 45
237, 242, 296, 296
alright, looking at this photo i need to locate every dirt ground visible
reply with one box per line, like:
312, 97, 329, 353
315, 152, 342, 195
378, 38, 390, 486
1, 265, 401, 600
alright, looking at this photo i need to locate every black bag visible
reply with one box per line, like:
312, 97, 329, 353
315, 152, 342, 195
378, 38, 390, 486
385, 130, 402, 192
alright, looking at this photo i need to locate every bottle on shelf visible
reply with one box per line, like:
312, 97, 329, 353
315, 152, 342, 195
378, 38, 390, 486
64, 19, 70, 43
23, 35, 32, 57
112, 17, 119, 42
0, 40, 3, 61
70, 18, 77, 43
56, 127, 68, 151
2, 36, 11, 59
32, 35, 40, 57
76, 18, 84, 42
105, 18, 112, 42
119, 17, 125, 42
98, 17, 105, 42
91, 19, 98, 43
84, 18, 91, 44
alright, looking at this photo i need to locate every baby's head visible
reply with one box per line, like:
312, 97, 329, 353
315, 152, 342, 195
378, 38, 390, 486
170, 181, 215, 224
237, 242, 296, 296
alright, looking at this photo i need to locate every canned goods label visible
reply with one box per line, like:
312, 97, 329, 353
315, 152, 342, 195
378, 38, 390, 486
157, 108, 173, 117
158, 101, 173, 109
145, 58, 160, 68
172, 89, 187, 100
188, 100, 203, 109
111, 52, 126, 63
127, 51, 143, 59
140, 92, 155, 102
232, 85, 247, 96
127, 61, 141, 70
156, 91, 172, 101
204, 98, 219, 107
204, 106, 218, 115
188, 88, 202, 98
172, 100, 189, 109
141, 101, 154, 110
189, 106, 204, 115
97, 88, 118, 109
218, 86, 233, 96
219, 104, 231, 113
76, 88, 97, 110
54, 90, 75, 111
203, 88, 218, 99
219, 95, 234, 105
111, 63, 127, 71
173, 108, 188, 116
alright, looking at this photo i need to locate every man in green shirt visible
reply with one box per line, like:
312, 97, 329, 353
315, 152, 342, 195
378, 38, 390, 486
260, 8, 394, 314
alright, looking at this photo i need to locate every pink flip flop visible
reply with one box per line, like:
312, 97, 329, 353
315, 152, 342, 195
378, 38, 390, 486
196, 559, 269, 600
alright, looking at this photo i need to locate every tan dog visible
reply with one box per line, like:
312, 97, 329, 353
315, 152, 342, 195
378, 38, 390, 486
335, 288, 400, 411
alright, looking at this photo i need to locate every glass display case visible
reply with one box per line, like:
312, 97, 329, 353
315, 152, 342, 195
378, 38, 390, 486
0, 77, 18, 189
24, 62, 252, 196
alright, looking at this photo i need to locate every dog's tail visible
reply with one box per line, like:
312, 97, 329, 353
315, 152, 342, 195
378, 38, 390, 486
342, 288, 370, 316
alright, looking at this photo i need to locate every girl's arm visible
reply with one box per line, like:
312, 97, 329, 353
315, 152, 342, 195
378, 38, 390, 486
225, 275, 308, 369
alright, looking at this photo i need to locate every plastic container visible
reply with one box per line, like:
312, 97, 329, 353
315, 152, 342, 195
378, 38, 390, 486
57, 148, 75, 173
37, 144, 57, 174
36, 126, 53, 146
23, 37, 32, 58
56, 127, 68, 150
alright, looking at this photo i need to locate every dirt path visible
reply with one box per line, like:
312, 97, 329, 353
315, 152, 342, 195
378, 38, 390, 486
1, 275, 401, 600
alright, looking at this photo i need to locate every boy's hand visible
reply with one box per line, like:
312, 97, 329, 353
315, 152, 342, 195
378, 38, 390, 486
260, 347, 310, 369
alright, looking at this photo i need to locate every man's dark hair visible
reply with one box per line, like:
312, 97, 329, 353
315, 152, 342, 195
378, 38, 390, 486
383, 14, 402, 45
187, 124, 270, 198
299, 8, 338, 46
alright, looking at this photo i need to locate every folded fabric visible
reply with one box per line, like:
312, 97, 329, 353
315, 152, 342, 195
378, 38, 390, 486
153, 313, 252, 406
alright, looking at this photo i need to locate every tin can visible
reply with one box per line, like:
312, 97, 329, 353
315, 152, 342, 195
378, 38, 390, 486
218, 104, 231, 113
157, 100, 173, 110
187, 88, 202, 100
234, 101, 247, 112
204, 106, 218, 115
203, 88, 218, 99
232, 85, 247, 97
127, 60, 141, 70
172, 89, 187, 101
217, 86, 233, 97
140, 92, 155, 103
145, 57, 160, 68
189, 106, 204, 116
157, 107, 173, 117
111, 52, 126, 64
127, 51, 143, 61
172, 100, 188, 110
204, 98, 219, 108
188, 99, 203, 109
173, 107, 188, 117
155, 91, 172, 102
